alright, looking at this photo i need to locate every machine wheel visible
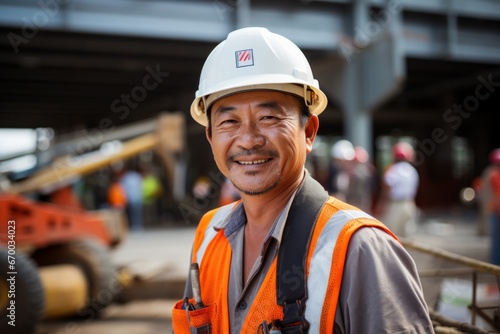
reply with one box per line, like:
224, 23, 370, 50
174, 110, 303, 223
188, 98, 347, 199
0, 247, 44, 334
32, 238, 119, 314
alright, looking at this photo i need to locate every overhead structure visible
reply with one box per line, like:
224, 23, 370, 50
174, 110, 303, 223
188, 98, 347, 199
0, 0, 499, 136
0, 0, 499, 207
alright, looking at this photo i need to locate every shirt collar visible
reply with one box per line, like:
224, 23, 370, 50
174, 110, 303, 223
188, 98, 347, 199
213, 171, 308, 246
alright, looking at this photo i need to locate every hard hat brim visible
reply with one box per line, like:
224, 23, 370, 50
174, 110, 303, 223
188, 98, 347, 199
190, 76, 327, 126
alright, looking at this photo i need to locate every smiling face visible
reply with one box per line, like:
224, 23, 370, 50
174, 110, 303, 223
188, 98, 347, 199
206, 90, 318, 196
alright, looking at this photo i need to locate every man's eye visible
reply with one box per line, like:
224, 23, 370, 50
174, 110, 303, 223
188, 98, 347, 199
219, 119, 237, 125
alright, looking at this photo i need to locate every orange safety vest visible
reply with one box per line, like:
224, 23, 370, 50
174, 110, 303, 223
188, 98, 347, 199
172, 197, 396, 333
108, 182, 127, 209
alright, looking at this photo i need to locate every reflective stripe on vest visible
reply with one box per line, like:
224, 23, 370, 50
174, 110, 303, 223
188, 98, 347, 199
189, 198, 396, 333
194, 203, 234, 265
307, 205, 395, 333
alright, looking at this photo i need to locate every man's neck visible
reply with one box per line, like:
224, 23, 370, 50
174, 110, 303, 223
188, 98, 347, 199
240, 172, 305, 230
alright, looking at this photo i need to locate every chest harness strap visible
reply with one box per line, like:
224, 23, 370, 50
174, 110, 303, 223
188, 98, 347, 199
271, 176, 329, 333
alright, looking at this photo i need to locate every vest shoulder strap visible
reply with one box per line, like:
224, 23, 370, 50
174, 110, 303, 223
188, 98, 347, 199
276, 175, 328, 332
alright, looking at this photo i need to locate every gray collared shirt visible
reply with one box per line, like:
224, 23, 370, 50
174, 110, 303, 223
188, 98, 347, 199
183, 176, 434, 334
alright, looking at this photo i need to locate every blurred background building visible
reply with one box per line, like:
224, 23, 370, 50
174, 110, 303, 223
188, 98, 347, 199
1, 1, 500, 332
0, 0, 499, 217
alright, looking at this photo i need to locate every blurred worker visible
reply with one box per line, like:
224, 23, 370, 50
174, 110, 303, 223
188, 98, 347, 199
481, 148, 500, 264
219, 177, 240, 206
120, 166, 144, 232
142, 168, 163, 226
326, 139, 355, 201
107, 173, 127, 210
472, 176, 488, 236
347, 146, 376, 213
192, 176, 212, 200
378, 142, 420, 237
172, 27, 432, 333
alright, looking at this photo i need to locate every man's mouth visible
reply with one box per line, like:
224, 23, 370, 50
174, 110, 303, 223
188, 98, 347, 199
237, 159, 270, 165
227, 149, 278, 168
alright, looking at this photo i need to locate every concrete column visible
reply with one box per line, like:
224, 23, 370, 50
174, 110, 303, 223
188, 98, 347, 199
236, 0, 251, 28
447, 2, 458, 57
343, 52, 373, 157
345, 106, 373, 154
343, 0, 373, 155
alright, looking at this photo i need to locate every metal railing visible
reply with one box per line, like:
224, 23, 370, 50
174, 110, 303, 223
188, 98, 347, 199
402, 239, 500, 334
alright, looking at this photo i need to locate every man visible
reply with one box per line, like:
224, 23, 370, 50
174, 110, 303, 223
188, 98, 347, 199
326, 139, 355, 201
480, 148, 500, 264
172, 27, 433, 333
120, 166, 144, 232
347, 146, 376, 213
378, 142, 420, 238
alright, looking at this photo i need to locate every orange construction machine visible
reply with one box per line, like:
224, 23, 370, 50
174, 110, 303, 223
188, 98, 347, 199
0, 113, 184, 334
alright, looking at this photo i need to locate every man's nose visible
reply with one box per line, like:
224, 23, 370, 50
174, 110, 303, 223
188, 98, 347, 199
237, 121, 265, 149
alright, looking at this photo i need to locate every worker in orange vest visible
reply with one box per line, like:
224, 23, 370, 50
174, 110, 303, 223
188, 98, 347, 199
172, 27, 433, 333
481, 148, 500, 264
107, 173, 127, 210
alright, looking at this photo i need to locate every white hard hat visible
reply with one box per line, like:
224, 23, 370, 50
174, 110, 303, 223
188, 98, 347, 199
190, 27, 328, 126
331, 140, 355, 161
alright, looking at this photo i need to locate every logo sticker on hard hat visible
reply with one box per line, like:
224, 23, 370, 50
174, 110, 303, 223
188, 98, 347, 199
235, 49, 254, 68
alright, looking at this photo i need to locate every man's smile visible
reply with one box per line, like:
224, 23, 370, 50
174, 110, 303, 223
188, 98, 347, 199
227, 149, 278, 169
236, 159, 271, 165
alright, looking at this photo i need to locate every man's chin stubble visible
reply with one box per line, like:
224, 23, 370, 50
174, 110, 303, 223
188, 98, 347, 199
233, 178, 281, 196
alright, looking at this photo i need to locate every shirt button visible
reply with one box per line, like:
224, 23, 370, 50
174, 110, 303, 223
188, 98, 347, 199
238, 301, 247, 310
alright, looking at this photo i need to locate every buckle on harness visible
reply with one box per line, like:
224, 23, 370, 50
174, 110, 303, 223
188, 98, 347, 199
257, 300, 308, 334
281, 299, 309, 332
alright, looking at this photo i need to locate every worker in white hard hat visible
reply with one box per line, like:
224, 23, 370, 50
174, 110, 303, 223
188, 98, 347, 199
377, 142, 420, 238
326, 139, 355, 201
172, 27, 433, 334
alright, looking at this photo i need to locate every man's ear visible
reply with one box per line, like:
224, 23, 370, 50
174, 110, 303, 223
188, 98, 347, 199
205, 125, 212, 147
305, 115, 319, 154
